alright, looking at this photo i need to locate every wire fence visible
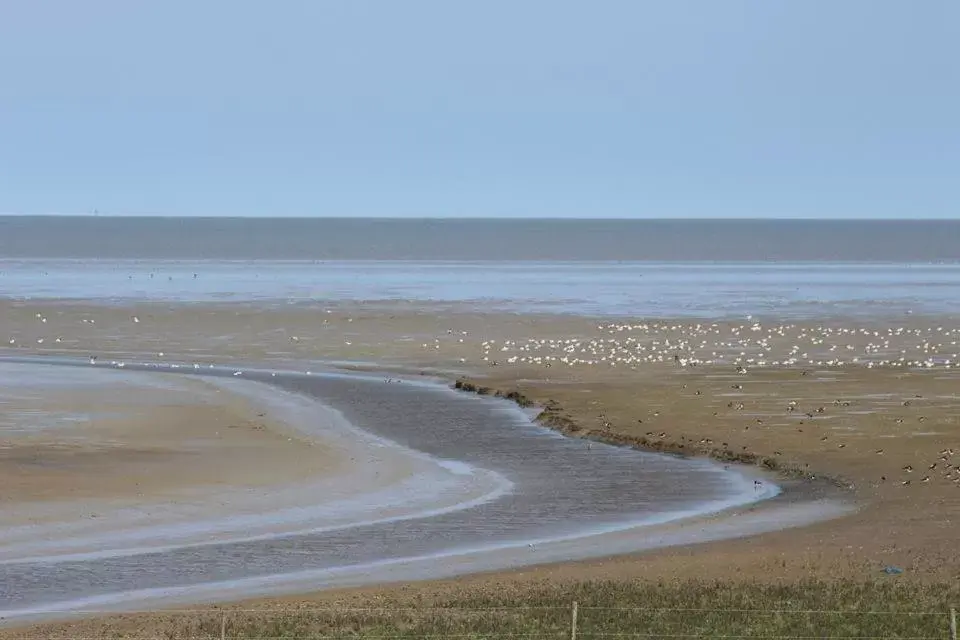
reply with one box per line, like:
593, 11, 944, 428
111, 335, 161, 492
9, 604, 957, 640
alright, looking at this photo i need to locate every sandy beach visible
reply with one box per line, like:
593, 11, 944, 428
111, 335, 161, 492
1, 298, 959, 634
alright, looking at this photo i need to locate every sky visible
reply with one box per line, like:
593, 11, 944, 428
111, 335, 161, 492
0, 1, 957, 219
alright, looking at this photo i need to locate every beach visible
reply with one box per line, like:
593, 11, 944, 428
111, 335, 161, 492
0, 338, 842, 623
3, 0, 956, 630
1, 219, 960, 635
2, 298, 959, 623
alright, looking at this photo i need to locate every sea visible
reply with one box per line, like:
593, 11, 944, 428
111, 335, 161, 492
2, 216, 960, 318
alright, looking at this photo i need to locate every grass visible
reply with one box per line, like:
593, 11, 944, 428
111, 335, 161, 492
49, 579, 958, 639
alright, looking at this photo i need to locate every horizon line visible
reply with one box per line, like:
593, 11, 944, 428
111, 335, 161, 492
0, 214, 957, 222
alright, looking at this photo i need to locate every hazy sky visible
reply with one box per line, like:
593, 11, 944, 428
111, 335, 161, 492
1, 1, 956, 218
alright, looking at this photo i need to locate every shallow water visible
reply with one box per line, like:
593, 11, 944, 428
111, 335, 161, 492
0, 358, 851, 622
3, 260, 960, 319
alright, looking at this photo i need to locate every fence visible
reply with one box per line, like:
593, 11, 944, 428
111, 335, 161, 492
12, 605, 957, 640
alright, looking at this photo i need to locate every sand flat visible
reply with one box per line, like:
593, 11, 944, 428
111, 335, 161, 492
0, 357, 848, 622
1, 298, 959, 631
0, 363, 346, 510
0, 362, 511, 571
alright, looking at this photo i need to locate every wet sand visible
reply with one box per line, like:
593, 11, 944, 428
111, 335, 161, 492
0, 362, 507, 569
0, 357, 845, 625
0, 364, 347, 509
1, 299, 959, 631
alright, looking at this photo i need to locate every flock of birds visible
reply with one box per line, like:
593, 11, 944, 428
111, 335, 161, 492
474, 320, 960, 491
8, 312, 960, 373
477, 320, 960, 371
4, 310, 959, 492
894, 447, 960, 488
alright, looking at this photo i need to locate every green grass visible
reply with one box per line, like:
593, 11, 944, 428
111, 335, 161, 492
102, 579, 958, 639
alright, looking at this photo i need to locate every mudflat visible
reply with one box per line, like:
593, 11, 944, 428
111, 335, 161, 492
0, 371, 347, 509
1, 299, 958, 636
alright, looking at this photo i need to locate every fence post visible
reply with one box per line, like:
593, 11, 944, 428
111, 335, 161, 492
220, 611, 227, 640
950, 607, 956, 640
571, 601, 578, 640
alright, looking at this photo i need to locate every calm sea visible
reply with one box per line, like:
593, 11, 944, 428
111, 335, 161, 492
1, 217, 959, 319
2, 217, 959, 261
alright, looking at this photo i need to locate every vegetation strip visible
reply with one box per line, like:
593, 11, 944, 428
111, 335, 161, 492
23, 580, 958, 639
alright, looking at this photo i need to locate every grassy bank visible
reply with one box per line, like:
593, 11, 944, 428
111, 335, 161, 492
33, 579, 958, 639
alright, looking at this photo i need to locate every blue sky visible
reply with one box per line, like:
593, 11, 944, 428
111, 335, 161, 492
0, 1, 957, 219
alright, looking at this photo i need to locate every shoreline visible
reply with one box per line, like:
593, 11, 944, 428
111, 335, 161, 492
450, 376, 858, 493
0, 357, 849, 626
1, 299, 959, 634
0, 360, 512, 565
